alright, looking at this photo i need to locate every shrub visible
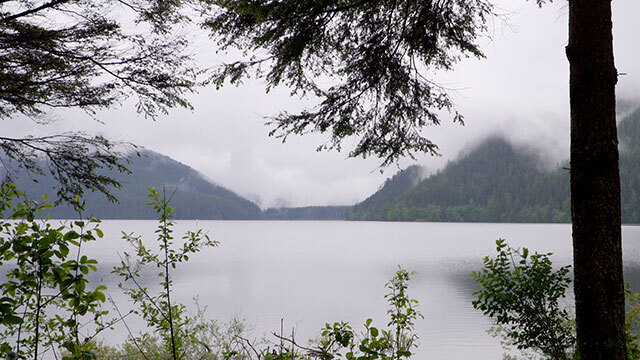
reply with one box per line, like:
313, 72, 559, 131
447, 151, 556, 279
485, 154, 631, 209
0, 183, 108, 359
472, 239, 575, 360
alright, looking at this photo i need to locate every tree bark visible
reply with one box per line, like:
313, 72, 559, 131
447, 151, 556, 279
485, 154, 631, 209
568, 0, 626, 358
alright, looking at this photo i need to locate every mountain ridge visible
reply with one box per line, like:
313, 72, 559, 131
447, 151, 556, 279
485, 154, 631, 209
8, 105, 640, 222
348, 106, 640, 223
9, 149, 263, 220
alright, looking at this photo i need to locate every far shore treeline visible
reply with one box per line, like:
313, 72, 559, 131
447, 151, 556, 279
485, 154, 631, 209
10, 107, 640, 224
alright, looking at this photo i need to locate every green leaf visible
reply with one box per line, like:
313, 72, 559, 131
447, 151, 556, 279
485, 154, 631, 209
369, 327, 379, 337
59, 244, 69, 257
2, 315, 23, 325
0, 343, 12, 354
64, 231, 80, 241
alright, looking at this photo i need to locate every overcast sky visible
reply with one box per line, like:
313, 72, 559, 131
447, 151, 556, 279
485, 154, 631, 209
6, 0, 640, 208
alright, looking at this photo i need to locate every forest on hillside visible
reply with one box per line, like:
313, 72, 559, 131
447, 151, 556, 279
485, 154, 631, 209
13, 106, 640, 223
9, 151, 263, 220
347, 107, 640, 224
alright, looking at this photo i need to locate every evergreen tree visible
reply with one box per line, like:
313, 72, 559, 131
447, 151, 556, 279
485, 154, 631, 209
0, 0, 201, 203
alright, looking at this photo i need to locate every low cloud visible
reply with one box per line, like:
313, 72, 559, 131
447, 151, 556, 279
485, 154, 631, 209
3, 0, 639, 208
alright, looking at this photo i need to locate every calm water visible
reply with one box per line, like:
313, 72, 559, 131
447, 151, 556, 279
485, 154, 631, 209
74, 221, 640, 359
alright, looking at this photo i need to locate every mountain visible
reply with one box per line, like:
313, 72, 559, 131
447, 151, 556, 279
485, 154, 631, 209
11, 150, 263, 220
348, 106, 640, 223
618, 106, 640, 223
347, 165, 423, 220
256, 168, 428, 220
262, 205, 350, 220
348, 138, 571, 222
8, 106, 640, 222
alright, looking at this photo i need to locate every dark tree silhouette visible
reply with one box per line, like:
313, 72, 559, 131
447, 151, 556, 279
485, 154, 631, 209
205, 0, 494, 166
0, 0, 200, 203
567, 0, 625, 358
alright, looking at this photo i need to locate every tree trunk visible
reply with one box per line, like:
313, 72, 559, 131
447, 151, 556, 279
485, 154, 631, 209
568, 0, 626, 358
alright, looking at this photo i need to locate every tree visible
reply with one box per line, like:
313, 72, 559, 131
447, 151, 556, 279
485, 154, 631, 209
567, 0, 625, 357
204, 0, 626, 358
204, 0, 493, 166
0, 0, 200, 203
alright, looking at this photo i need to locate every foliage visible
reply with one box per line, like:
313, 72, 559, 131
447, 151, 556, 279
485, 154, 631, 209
473, 238, 640, 359
0, 134, 133, 206
205, 0, 494, 166
89, 305, 253, 360
90, 269, 422, 360
252, 268, 423, 360
320, 268, 423, 360
347, 166, 423, 221
0, 0, 197, 120
618, 107, 640, 224
0, 183, 109, 359
113, 187, 218, 359
626, 284, 640, 359
0, 0, 201, 204
472, 239, 575, 360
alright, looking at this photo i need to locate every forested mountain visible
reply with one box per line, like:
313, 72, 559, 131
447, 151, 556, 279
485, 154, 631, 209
263, 206, 350, 220
8, 107, 640, 222
348, 165, 424, 220
348, 106, 640, 223
10, 150, 263, 219
347, 138, 571, 222
618, 107, 640, 223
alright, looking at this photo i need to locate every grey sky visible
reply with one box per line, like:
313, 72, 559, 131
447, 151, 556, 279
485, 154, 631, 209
6, 0, 640, 208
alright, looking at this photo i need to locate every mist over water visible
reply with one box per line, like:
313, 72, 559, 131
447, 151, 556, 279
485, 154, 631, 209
74, 220, 640, 359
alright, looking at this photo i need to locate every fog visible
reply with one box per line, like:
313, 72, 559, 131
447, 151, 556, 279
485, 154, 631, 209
5, 0, 640, 208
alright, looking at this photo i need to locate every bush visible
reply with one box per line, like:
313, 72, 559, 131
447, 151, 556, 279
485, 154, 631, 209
0, 183, 108, 360
472, 239, 575, 360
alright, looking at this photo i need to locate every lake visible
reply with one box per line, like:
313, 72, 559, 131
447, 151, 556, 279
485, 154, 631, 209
77, 221, 640, 359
